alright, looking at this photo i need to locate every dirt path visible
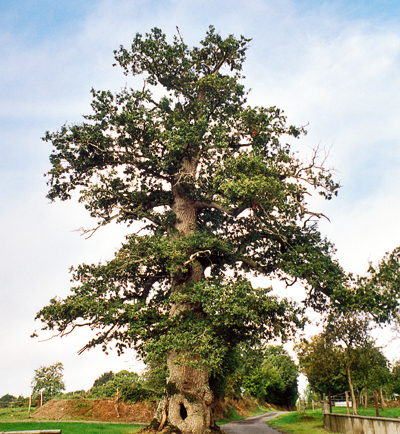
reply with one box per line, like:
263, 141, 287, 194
221, 412, 286, 434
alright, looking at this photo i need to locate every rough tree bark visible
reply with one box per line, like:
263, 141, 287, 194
149, 157, 218, 434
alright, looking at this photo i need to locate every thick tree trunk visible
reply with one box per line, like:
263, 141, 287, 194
150, 349, 216, 434
163, 351, 214, 433
147, 164, 219, 433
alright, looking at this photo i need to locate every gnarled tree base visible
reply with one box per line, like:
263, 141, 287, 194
141, 423, 223, 434
144, 391, 221, 434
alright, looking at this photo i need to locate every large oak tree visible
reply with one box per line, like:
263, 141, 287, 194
35, 27, 345, 433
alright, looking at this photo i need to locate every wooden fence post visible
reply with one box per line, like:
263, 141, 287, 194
345, 391, 350, 415
374, 390, 380, 417
380, 387, 386, 411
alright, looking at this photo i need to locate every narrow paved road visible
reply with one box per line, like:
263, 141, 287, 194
221, 412, 285, 434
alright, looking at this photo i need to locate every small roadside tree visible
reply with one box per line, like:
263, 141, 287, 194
34, 26, 349, 434
324, 312, 373, 415
31, 362, 66, 402
354, 343, 390, 409
296, 333, 347, 398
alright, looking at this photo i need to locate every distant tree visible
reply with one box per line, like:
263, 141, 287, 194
296, 333, 347, 398
297, 312, 390, 412
352, 342, 390, 409
338, 247, 400, 324
90, 370, 148, 402
324, 311, 373, 414
139, 363, 169, 398
0, 394, 16, 403
92, 371, 115, 388
31, 362, 66, 401
0, 394, 17, 408
390, 360, 400, 396
241, 345, 298, 406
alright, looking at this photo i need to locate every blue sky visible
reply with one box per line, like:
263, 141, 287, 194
1, 0, 400, 398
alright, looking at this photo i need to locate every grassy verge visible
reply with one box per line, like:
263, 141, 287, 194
0, 421, 142, 433
267, 410, 326, 434
268, 407, 400, 434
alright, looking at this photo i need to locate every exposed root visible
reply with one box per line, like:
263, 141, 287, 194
157, 399, 168, 431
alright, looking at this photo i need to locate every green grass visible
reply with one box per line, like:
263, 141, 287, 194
0, 405, 36, 420
268, 406, 400, 434
0, 421, 142, 433
216, 406, 244, 424
0, 406, 142, 433
329, 405, 400, 418
268, 410, 327, 434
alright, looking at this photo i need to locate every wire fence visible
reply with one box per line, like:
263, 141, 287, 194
329, 392, 351, 406
0, 400, 30, 407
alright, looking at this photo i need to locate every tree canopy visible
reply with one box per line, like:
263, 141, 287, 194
36, 24, 343, 366
34, 26, 367, 433
31, 362, 66, 401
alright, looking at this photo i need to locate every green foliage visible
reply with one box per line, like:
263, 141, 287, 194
390, 360, 400, 395
139, 362, 168, 397
62, 390, 86, 399
35, 26, 350, 390
240, 345, 298, 406
0, 394, 16, 404
333, 247, 400, 323
351, 342, 390, 392
296, 333, 347, 396
89, 370, 152, 402
211, 344, 298, 405
92, 371, 115, 388
31, 362, 66, 401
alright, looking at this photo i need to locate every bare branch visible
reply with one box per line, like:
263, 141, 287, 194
239, 255, 276, 275
76, 213, 120, 239
196, 200, 246, 217
183, 250, 212, 267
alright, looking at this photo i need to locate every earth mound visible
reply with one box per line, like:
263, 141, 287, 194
32, 398, 157, 423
